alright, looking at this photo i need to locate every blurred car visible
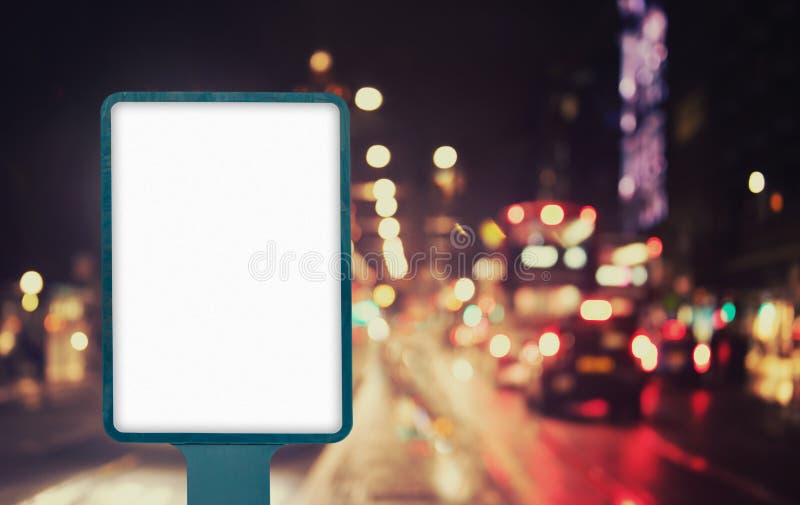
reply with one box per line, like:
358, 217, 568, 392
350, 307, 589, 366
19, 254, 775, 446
655, 319, 696, 378
653, 318, 715, 385
525, 308, 653, 419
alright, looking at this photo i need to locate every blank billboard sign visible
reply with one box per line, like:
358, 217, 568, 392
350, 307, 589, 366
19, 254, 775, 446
101, 93, 351, 445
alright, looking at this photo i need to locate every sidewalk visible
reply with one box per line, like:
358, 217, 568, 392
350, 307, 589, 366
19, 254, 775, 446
0, 376, 98, 409
0, 375, 119, 504
10, 445, 314, 505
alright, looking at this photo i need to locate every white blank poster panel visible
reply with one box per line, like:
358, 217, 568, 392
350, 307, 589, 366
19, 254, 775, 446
111, 102, 342, 433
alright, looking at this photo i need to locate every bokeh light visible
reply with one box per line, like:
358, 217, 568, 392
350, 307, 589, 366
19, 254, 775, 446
19, 270, 44, 295
661, 318, 691, 340
477, 295, 496, 314
367, 318, 390, 341
611, 242, 649, 266
352, 300, 381, 326
479, 219, 506, 249
382, 237, 409, 279
378, 217, 401, 239
620, 112, 637, 133
521, 245, 558, 269
366, 145, 391, 168
473, 256, 506, 281
579, 205, 597, 223
372, 178, 396, 199
618, 77, 636, 99
452, 358, 474, 382
354, 87, 383, 111
618, 175, 635, 200
721, 302, 736, 323
538, 332, 560, 357
70, 331, 89, 351
506, 204, 525, 224
462, 304, 482, 327
754, 302, 779, 342
596, 265, 632, 287
563, 246, 587, 269
372, 284, 396, 308
444, 290, 463, 312
580, 299, 613, 321
693, 343, 711, 373
453, 278, 476, 302
640, 345, 659, 372
21, 293, 39, 312
489, 334, 511, 358
433, 169, 456, 194
308, 50, 332, 73
748, 171, 765, 194
433, 146, 458, 169
375, 197, 398, 217
770, 192, 783, 213
451, 325, 474, 346
646, 236, 663, 258
0, 330, 15, 356
631, 265, 648, 286
520, 341, 540, 364
488, 304, 505, 323
43, 313, 66, 333
540, 204, 565, 225
631, 334, 651, 359
677, 305, 694, 325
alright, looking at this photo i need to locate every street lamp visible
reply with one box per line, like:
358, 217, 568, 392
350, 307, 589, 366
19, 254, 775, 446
748, 171, 765, 194
366, 145, 391, 168
19, 270, 44, 294
354, 87, 383, 111
308, 50, 332, 73
433, 145, 457, 169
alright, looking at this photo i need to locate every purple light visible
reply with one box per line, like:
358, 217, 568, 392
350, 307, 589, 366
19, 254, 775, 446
618, 3, 668, 229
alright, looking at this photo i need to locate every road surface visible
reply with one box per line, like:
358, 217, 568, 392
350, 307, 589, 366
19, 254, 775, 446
2, 316, 799, 505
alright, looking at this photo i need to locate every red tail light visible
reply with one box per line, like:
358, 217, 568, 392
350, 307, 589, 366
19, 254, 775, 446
507, 204, 525, 224
646, 236, 663, 258
579, 206, 597, 223
662, 319, 686, 340
539, 331, 560, 357
693, 343, 711, 374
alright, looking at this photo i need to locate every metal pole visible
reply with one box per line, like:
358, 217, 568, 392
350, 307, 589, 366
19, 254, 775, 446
176, 444, 282, 505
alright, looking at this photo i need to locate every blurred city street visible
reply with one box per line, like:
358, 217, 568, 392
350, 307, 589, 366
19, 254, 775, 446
4, 313, 800, 505
2, 2, 800, 504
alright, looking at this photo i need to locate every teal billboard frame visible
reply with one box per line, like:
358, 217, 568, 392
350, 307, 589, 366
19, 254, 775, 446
100, 92, 352, 446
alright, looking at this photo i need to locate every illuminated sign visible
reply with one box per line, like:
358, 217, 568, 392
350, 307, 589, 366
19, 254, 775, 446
618, 1, 669, 229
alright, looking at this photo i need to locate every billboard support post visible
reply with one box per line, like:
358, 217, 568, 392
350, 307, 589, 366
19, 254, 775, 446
177, 444, 281, 505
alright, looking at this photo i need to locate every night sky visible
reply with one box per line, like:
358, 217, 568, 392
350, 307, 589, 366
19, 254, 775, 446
1, 2, 796, 284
